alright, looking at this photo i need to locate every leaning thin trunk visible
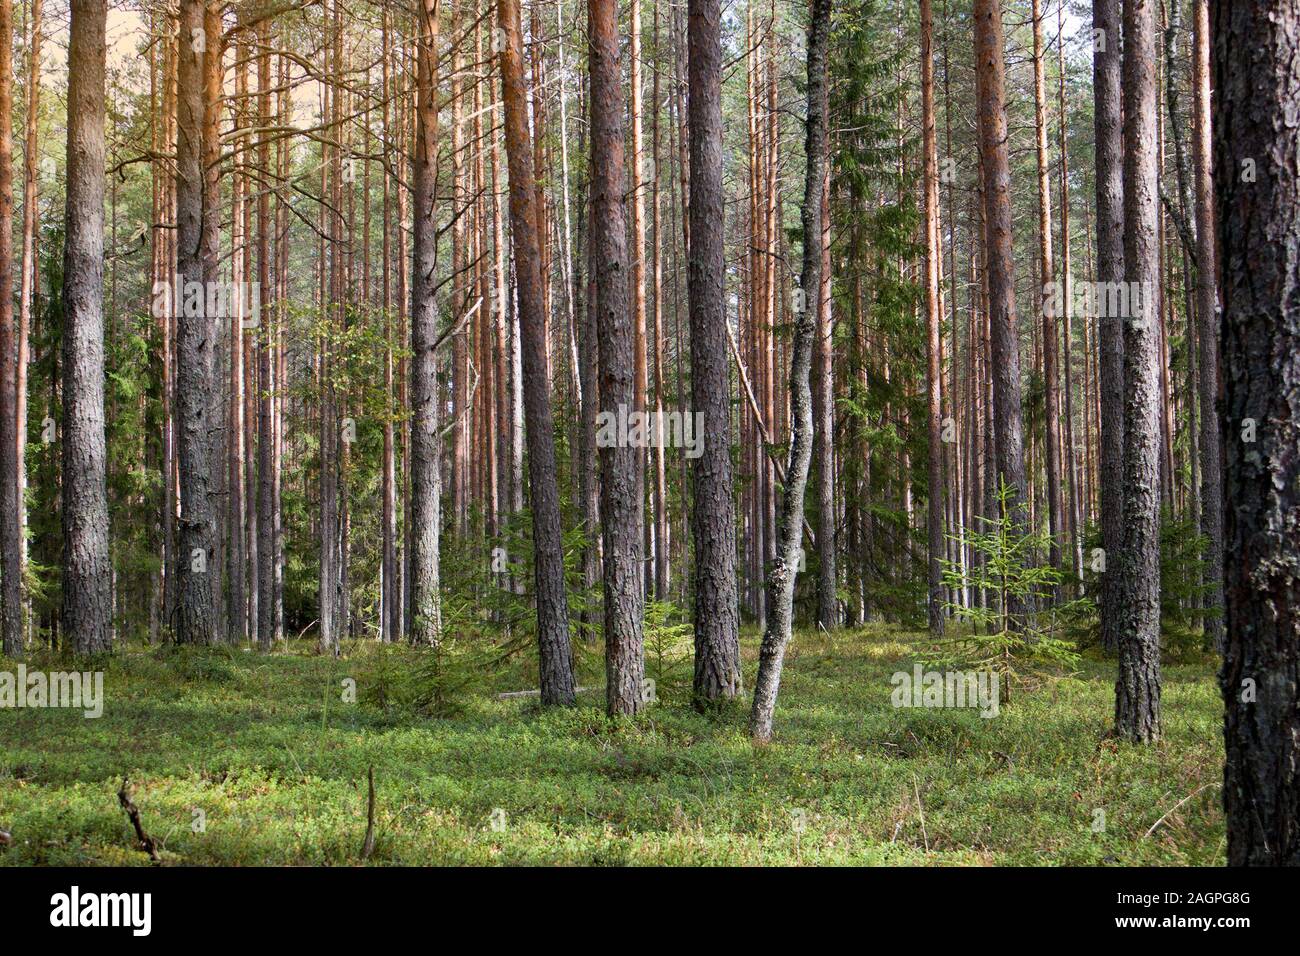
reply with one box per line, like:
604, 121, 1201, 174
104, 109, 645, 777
749, 0, 831, 742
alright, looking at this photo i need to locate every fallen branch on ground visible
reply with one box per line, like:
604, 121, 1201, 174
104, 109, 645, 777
1143, 783, 1220, 840
117, 778, 161, 863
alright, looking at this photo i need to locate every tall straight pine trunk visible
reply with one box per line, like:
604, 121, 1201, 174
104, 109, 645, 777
687, 0, 740, 708
590, 0, 646, 715
973, 0, 1028, 624
498, 0, 576, 706
1114, 0, 1162, 744
920, 0, 945, 635
1031, 0, 1063, 577
1192, 0, 1223, 654
174, 0, 218, 645
0, 0, 22, 657
61, 0, 112, 655
409, 0, 443, 646
1093, 0, 1125, 653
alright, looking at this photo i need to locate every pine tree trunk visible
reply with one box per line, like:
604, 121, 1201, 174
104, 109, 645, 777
1115, 0, 1162, 744
650, 4, 670, 601
1094, 0, 1125, 653
920, 0, 945, 636
628, 0, 649, 603
1215, 0, 1300, 865
1193, 0, 1224, 654
174, 0, 217, 646
1031, 0, 1063, 578
61, 0, 111, 655
813, 162, 837, 633
1058, 4, 1084, 585
256, 18, 276, 651
16, 0, 41, 649
973, 0, 1029, 612
498, 0, 575, 705
0, 0, 22, 657
409, 0, 443, 647
228, 47, 248, 645
589, 0, 646, 715
687, 0, 741, 708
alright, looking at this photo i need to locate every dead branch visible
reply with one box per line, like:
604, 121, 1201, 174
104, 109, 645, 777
117, 778, 162, 863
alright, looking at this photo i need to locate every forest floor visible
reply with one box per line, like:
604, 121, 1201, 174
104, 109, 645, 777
0, 624, 1224, 865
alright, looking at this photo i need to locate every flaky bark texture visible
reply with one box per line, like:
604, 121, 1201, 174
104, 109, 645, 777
1115, 0, 1162, 744
498, 0, 575, 706
409, 0, 443, 647
1192, 0, 1224, 654
61, 0, 112, 655
973, 0, 1028, 618
687, 0, 740, 708
590, 0, 646, 716
749, 0, 830, 742
1093, 0, 1125, 653
174, 0, 216, 645
1214, 0, 1300, 866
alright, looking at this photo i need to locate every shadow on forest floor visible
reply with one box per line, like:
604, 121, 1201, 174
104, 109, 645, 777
0, 624, 1224, 865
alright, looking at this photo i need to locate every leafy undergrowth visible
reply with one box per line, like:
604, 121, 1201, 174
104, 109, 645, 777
0, 624, 1223, 865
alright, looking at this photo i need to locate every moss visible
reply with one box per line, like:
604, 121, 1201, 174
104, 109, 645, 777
0, 624, 1223, 866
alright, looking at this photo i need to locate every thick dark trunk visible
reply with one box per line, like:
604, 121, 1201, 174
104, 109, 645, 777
590, 0, 646, 715
687, 0, 741, 708
1214, 0, 1300, 866
174, 0, 217, 646
973, 0, 1029, 612
1115, 0, 1162, 744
